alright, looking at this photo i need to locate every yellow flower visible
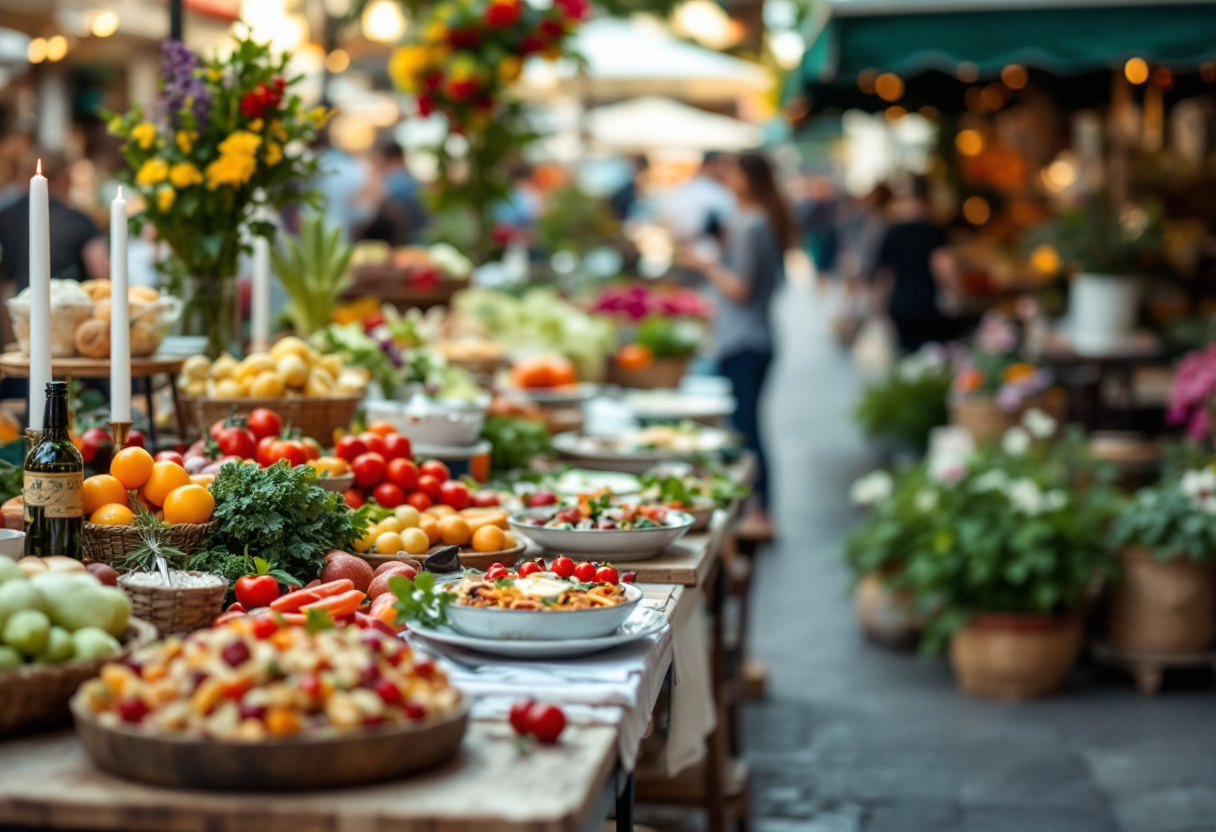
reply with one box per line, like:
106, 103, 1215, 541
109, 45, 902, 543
307, 106, 336, 128
206, 67, 223, 83
131, 122, 158, 150
156, 186, 175, 211
264, 142, 283, 166
218, 131, 262, 158
498, 56, 522, 83
425, 20, 449, 42
175, 130, 195, 154
205, 155, 256, 190
249, 118, 264, 133
389, 46, 431, 90
106, 116, 124, 135
168, 162, 203, 189
270, 120, 288, 142
135, 158, 169, 187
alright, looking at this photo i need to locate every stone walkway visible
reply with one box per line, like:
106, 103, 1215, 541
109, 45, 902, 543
683, 281, 1216, 832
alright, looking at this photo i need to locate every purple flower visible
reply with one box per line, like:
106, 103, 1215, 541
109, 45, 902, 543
976, 312, 1017, 355
1167, 344, 1216, 440
157, 40, 211, 131
997, 385, 1024, 412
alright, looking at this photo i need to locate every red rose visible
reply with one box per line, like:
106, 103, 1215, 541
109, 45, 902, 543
447, 28, 481, 49
473, 96, 495, 114
271, 76, 287, 93
241, 88, 267, 119
539, 18, 566, 41
445, 76, 480, 101
485, 0, 522, 28
554, 0, 589, 21
519, 34, 545, 54
422, 71, 444, 92
491, 225, 515, 246
417, 94, 436, 116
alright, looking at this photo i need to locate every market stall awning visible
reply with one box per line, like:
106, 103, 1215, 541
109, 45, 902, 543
800, 0, 1216, 88
585, 96, 763, 152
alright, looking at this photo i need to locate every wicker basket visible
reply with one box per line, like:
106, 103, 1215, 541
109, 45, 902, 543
180, 394, 362, 443
82, 520, 215, 566
0, 617, 156, 735
606, 356, 691, 390
118, 571, 227, 636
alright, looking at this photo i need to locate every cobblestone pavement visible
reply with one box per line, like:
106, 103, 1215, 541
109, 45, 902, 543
645, 280, 1216, 832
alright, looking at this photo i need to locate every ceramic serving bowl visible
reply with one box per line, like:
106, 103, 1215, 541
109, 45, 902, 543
442, 581, 643, 641
507, 507, 694, 560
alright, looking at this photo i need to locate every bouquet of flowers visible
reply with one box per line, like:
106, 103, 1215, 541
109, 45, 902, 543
1166, 344, 1216, 441
951, 312, 1051, 412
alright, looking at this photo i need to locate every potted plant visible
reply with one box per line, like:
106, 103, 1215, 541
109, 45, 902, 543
1165, 344, 1216, 442
855, 345, 952, 453
1032, 196, 1161, 355
902, 410, 1117, 700
950, 312, 1061, 442
1109, 465, 1216, 655
608, 314, 702, 389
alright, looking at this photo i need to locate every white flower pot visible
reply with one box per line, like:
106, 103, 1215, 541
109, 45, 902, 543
1069, 273, 1139, 354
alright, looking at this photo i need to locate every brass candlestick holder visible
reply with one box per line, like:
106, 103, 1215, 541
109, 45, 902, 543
25, 427, 40, 454
109, 421, 133, 453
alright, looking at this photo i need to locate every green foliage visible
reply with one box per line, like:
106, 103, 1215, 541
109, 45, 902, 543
535, 186, 620, 256
481, 415, 552, 476
1113, 467, 1216, 563
272, 216, 355, 338
312, 323, 402, 395
634, 315, 702, 359
390, 571, 453, 629
854, 353, 952, 449
1029, 196, 1162, 276
192, 461, 368, 588
640, 472, 749, 509
0, 459, 21, 505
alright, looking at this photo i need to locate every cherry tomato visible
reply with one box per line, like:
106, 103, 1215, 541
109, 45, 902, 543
79, 427, 112, 465
234, 574, 280, 609
335, 435, 368, 463
509, 699, 535, 736
366, 420, 397, 438
155, 450, 185, 466
517, 561, 542, 578
352, 452, 387, 489
526, 703, 566, 744
473, 490, 500, 508
417, 474, 442, 502
387, 458, 420, 491
301, 437, 323, 461
209, 419, 227, 441
359, 432, 386, 457
406, 491, 433, 511
594, 565, 619, 584
251, 614, 280, 640
621, 572, 636, 584
246, 408, 283, 442
217, 425, 257, 460
382, 433, 413, 461
256, 435, 277, 467
343, 488, 365, 509
419, 460, 450, 483
439, 480, 471, 510
267, 439, 307, 467
372, 482, 406, 508
486, 566, 509, 581
573, 561, 597, 583
528, 490, 559, 508
551, 556, 575, 579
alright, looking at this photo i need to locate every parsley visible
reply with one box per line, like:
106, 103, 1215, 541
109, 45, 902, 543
390, 571, 454, 629
305, 608, 337, 633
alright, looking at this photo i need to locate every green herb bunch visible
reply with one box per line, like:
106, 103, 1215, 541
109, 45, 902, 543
634, 315, 702, 359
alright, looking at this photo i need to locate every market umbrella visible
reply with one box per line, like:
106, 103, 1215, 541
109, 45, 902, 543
585, 96, 763, 152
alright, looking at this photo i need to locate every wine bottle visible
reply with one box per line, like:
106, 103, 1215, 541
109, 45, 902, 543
24, 381, 83, 559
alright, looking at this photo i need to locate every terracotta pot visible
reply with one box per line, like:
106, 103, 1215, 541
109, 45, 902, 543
949, 390, 1066, 444
1108, 547, 1216, 655
855, 571, 923, 649
949, 612, 1082, 701
606, 356, 690, 390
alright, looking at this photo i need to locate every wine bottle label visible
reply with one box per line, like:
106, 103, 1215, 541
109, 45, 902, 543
23, 472, 84, 519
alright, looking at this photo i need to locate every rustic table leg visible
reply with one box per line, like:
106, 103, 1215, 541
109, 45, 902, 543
703, 561, 728, 832
615, 771, 635, 832
167, 373, 188, 442
141, 377, 159, 449
1133, 664, 1163, 696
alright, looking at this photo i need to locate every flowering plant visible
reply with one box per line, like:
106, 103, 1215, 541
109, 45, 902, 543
855, 344, 952, 450
1166, 344, 1216, 441
1113, 466, 1216, 562
592, 285, 713, 322
107, 36, 330, 333
845, 465, 936, 582
951, 312, 1051, 412
388, 0, 586, 262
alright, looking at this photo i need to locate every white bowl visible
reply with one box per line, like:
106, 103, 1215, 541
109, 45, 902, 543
442, 582, 643, 641
0, 529, 24, 560
508, 507, 695, 560
364, 397, 489, 447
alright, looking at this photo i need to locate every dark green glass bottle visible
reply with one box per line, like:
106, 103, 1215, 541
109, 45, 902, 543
24, 381, 83, 559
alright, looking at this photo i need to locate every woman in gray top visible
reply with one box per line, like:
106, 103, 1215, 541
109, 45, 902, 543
679, 153, 792, 537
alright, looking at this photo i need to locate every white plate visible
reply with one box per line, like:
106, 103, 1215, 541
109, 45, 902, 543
624, 391, 736, 421
409, 606, 667, 659
443, 582, 643, 640
552, 428, 732, 473
508, 507, 694, 560
552, 469, 643, 497
512, 383, 599, 406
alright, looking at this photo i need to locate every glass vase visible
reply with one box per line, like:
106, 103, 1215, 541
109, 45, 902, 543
180, 274, 239, 359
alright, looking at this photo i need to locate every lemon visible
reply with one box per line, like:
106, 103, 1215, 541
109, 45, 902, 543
375, 531, 404, 554
236, 353, 275, 381
377, 516, 405, 534
394, 505, 422, 528
276, 353, 308, 388
249, 371, 285, 398
400, 528, 430, 555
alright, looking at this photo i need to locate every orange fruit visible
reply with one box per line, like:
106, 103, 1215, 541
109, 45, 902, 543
438, 515, 472, 546
471, 525, 505, 553
366, 420, 397, 438
190, 474, 215, 488
90, 503, 134, 526
549, 356, 577, 386
616, 343, 654, 371
140, 461, 192, 507
512, 355, 576, 389
307, 456, 349, 477
83, 475, 128, 515
110, 447, 154, 490
162, 484, 215, 525
418, 514, 441, 546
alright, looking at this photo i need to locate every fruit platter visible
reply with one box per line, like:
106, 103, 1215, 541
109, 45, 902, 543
509, 497, 694, 560
552, 423, 735, 473
71, 617, 468, 790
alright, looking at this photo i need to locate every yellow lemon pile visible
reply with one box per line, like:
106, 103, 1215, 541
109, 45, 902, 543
178, 336, 370, 399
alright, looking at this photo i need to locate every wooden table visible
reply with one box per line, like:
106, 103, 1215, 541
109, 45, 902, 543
0, 352, 187, 448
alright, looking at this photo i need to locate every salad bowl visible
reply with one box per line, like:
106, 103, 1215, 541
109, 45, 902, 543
508, 506, 694, 560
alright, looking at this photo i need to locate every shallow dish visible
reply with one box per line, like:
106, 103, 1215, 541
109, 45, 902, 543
364, 397, 489, 448
508, 507, 694, 560
443, 581, 643, 641
512, 383, 598, 407
412, 606, 666, 658
552, 469, 642, 497
316, 472, 355, 493
552, 428, 732, 473
70, 695, 469, 791
624, 390, 736, 422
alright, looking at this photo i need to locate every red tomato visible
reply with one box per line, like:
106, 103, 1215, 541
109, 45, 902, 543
406, 491, 433, 511
438, 480, 471, 510
268, 440, 308, 467
509, 699, 535, 736
256, 435, 277, 467
594, 565, 619, 584
246, 408, 283, 442
343, 488, 365, 509
335, 435, 368, 463
217, 426, 257, 460
486, 566, 509, 581
528, 490, 559, 508
301, 437, 323, 461
208, 419, 227, 441
526, 703, 566, 744
517, 561, 542, 578
387, 458, 420, 491
419, 460, 450, 483
155, 450, 185, 466
234, 574, 280, 609
80, 427, 112, 465
251, 614, 280, 640
417, 474, 442, 502
352, 452, 387, 489
573, 561, 597, 583
372, 482, 406, 508
126, 429, 146, 449
621, 572, 636, 584
359, 432, 386, 457
382, 433, 413, 461
473, 490, 500, 508
551, 556, 575, 579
